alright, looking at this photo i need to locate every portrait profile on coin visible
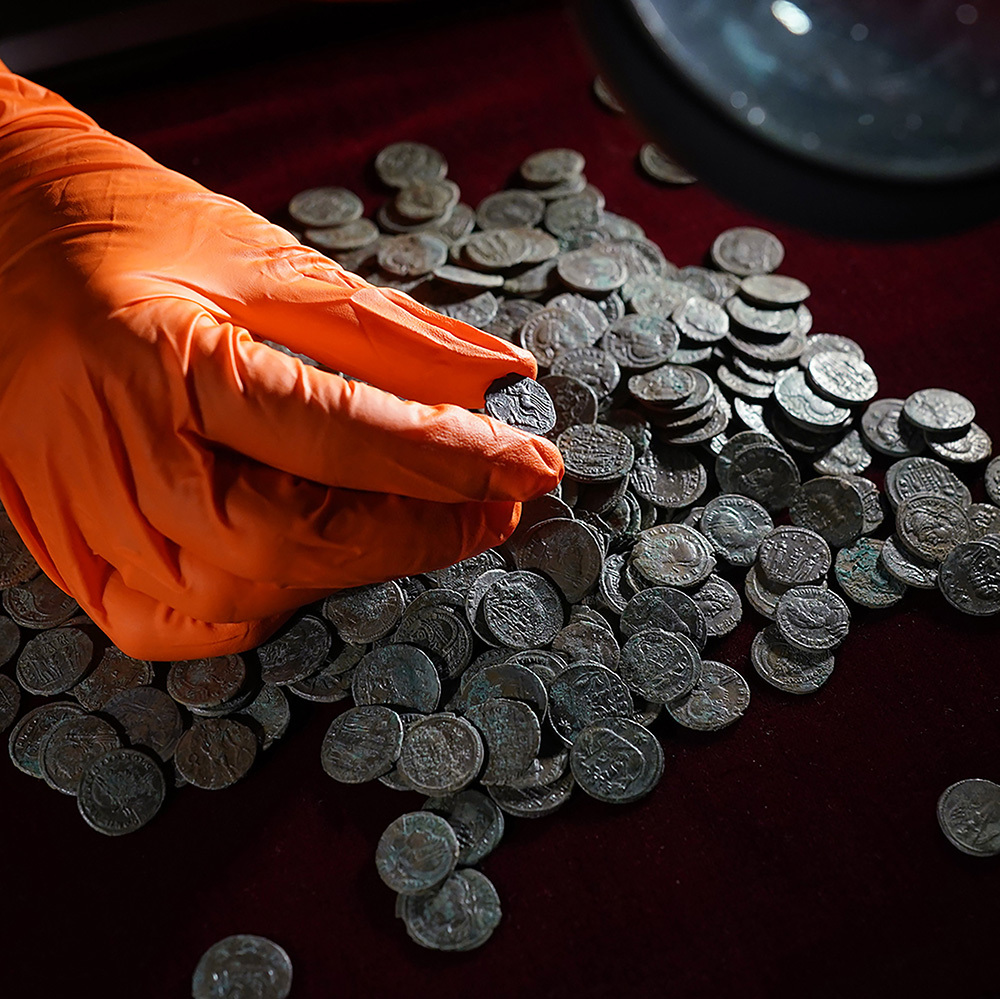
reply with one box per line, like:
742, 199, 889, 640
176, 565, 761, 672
484, 374, 556, 435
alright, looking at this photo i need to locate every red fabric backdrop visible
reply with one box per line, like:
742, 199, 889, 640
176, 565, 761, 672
3, 4, 999, 997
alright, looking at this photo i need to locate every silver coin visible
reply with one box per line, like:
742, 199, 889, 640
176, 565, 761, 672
937, 779, 1000, 857
937, 541, 1000, 616
813, 430, 872, 477
629, 446, 707, 509
750, 626, 835, 694
968, 503, 1000, 540
174, 718, 257, 790
238, 684, 291, 750
806, 351, 878, 405
8, 700, 85, 778
593, 75, 626, 113
475, 188, 545, 230
352, 644, 441, 712
322, 581, 404, 644
757, 526, 832, 588
774, 368, 852, 430
434, 263, 506, 289
288, 186, 363, 227
985, 456, 1000, 506
571, 716, 664, 804
514, 518, 604, 603
834, 538, 907, 608
520, 306, 597, 367
287, 643, 365, 703
484, 374, 556, 435
600, 315, 679, 370
788, 476, 865, 548
398, 714, 484, 795
620, 586, 707, 648
627, 274, 693, 316
726, 297, 799, 339
774, 585, 850, 653
395, 593, 473, 680
549, 662, 633, 745
699, 493, 773, 566
544, 194, 602, 238
521, 148, 586, 185
41, 714, 122, 796
619, 629, 701, 702
743, 563, 787, 620
629, 523, 716, 589
166, 654, 246, 711
926, 423, 992, 465
739, 273, 810, 307
628, 363, 696, 407
879, 535, 939, 590
77, 747, 166, 836
2, 572, 78, 628
192, 935, 292, 999
557, 247, 628, 293
422, 789, 504, 866
690, 575, 743, 637
728, 322, 806, 364
550, 346, 621, 399
375, 141, 448, 188
401, 868, 502, 951
798, 333, 864, 369
665, 660, 750, 731
638, 142, 697, 184
16, 627, 93, 696
0, 508, 39, 588
557, 423, 634, 482
548, 291, 611, 336
723, 442, 801, 512
488, 769, 575, 818
395, 176, 461, 223
70, 647, 153, 712
102, 685, 184, 762
480, 570, 564, 650
464, 697, 540, 784
551, 616, 621, 670
859, 398, 925, 457
424, 550, 505, 591
672, 295, 728, 344
710, 227, 784, 276
885, 455, 971, 511
539, 375, 599, 438
896, 494, 971, 563
321, 705, 404, 783
902, 388, 975, 434
376, 810, 459, 895
306, 217, 379, 252
377, 233, 449, 276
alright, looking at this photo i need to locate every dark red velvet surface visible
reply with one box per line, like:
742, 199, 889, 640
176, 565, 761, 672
4, 5, 1000, 997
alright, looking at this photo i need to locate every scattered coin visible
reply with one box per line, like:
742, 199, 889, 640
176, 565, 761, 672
400, 868, 502, 951
77, 747, 166, 836
638, 143, 697, 185
191, 935, 293, 999
937, 778, 1000, 857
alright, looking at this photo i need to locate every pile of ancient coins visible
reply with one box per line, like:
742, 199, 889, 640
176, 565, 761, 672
3, 138, 1000, 959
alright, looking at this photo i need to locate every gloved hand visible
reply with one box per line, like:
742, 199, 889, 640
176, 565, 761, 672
0, 62, 563, 660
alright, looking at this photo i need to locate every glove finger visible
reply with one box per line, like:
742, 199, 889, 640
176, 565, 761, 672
203, 242, 538, 408
168, 303, 562, 503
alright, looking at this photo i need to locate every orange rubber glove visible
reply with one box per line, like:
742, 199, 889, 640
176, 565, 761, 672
0, 62, 563, 660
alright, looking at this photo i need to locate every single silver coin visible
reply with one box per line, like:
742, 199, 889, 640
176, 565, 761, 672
322, 581, 404, 643
937, 541, 1000, 616
480, 571, 564, 650
238, 684, 291, 750
571, 716, 665, 803
557, 423, 635, 482
788, 476, 866, 548
639, 142, 697, 184
750, 626, 835, 694
903, 388, 975, 435
774, 368, 852, 431
798, 333, 864, 369
629, 524, 716, 589
351, 644, 441, 713
711, 227, 784, 276
549, 662, 633, 745
40, 714, 122, 796
395, 178, 460, 222
475, 189, 546, 230
774, 585, 850, 653
423, 789, 504, 866
834, 538, 907, 609
672, 296, 728, 343
288, 186, 363, 228
879, 535, 939, 590
926, 423, 992, 465
896, 494, 971, 563
70, 647, 153, 712
77, 747, 166, 836
514, 518, 604, 603
8, 700, 85, 778
376, 809, 460, 896
699, 493, 773, 566
726, 297, 799, 339
739, 274, 810, 307
166, 655, 246, 711
401, 868, 502, 952
813, 430, 872, 477
620, 586, 707, 648
174, 718, 257, 790
690, 575, 743, 637
464, 697, 541, 784
757, 526, 832, 588
306, 217, 379, 252
521, 148, 586, 185
0, 672, 20, 734
985, 456, 1000, 506
3, 571, 80, 628
629, 446, 707, 509
484, 374, 556, 434
375, 141, 448, 188
885, 456, 971, 511
397, 714, 484, 795
321, 705, 404, 783
16, 627, 94, 696
619, 629, 702, 702
550, 347, 621, 399
744, 564, 787, 621
937, 779, 1000, 857
257, 615, 331, 685
665, 661, 750, 732
806, 351, 878, 406
968, 503, 1000, 540
860, 398, 925, 457
721, 442, 801, 512
488, 769, 575, 818
192, 935, 293, 999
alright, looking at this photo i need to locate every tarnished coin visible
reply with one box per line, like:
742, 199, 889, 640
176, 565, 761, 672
3, 572, 79, 629
700, 494, 773, 566
879, 535, 939, 590
0, 673, 20, 733
628, 364, 696, 407
396, 593, 474, 679
16, 627, 93, 696
813, 430, 872, 477
711, 227, 784, 276
551, 616, 621, 670
860, 398, 925, 457
514, 518, 604, 603
557, 423, 634, 482
985, 456, 1000, 506
619, 629, 701, 702
288, 186, 363, 227
720, 442, 801, 512
258, 615, 331, 685
458, 659, 551, 719
0, 509, 39, 587
788, 476, 865, 548
488, 769, 575, 818
937, 541, 1000, 616
401, 868, 502, 952
774, 368, 852, 430
286, 643, 365, 703
630, 524, 716, 589
166, 655, 246, 711
520, 306, 597, 367
903, 388, 975, 435
396, 178, 460, 221
322, 581, 404, 643
885, 455, 971, 511
70, 647, 153, 712
571, 716, 664, 804
465, 697, 541, 784
375, 141, 448, 188
484, 374, 556, 435
665, 661, 750, 731
750, 626, 835, 694
638, 142, 696, 184
398, 714, 484, 795
423, 789, 504, 866
77, 748, 166, 836
377, 233, 448, 276
425, 550, 505, 591
727, 297, 799, 339
238, 684, 291, 750
557, 247, 627, 292
896, 494, 971, 563
192, 935, 292, 999
691, 575, 743, 637
539, 374, 599, 437
672, 295, 728, 344
744, 564, 786, 620
834, 538, 907, 608
757, 526, 832, 588
806, 351, 878, 406
377, 810, 460, 895
926, 423, 993, 465
320, 705, 403, 783
475, 188, 545, 229
598, 315, 675, 371
174, 718, 257, 790
521, 148, 585, 185
739, 274, 810, 307
549, 662, 633, 745
351, 644, 441, 713
306, 217, 379, 252
40, 714, 122, 796
8, 700, 85, 777
594, 75, 626, 113
937, 779, 1000, 857
629, 446, 707, 509
551, 347, 621, 398
799, 333, 864, 369
774, 585, 850, 653
968, 503, 1000, 540
620, 587, 706, 648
